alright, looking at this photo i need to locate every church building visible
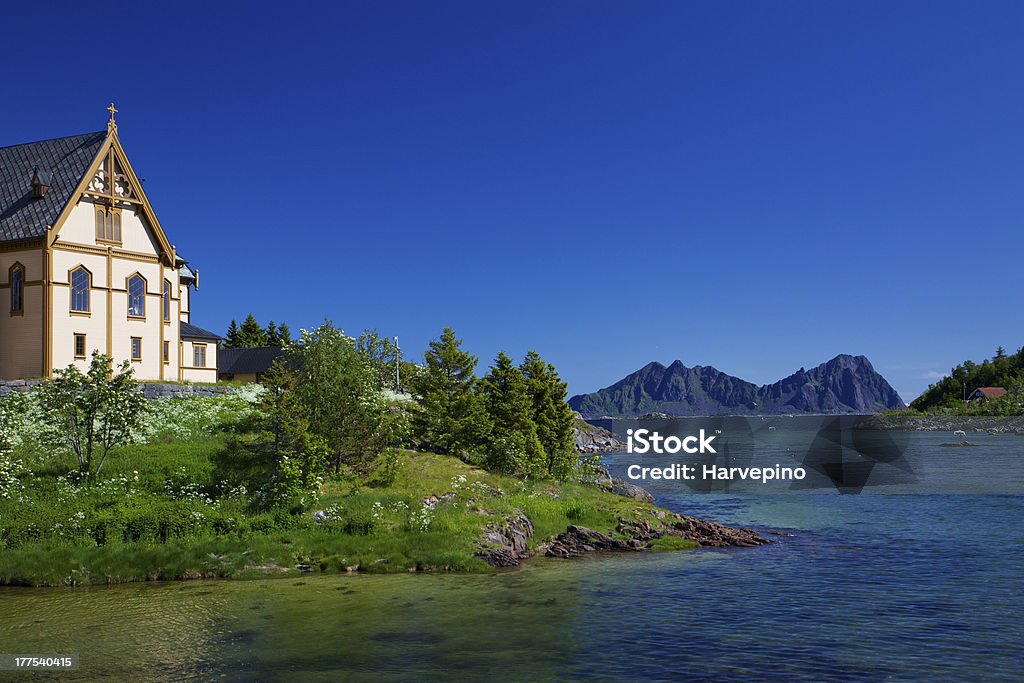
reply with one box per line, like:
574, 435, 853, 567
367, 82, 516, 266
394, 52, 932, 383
0, 106, 219, 382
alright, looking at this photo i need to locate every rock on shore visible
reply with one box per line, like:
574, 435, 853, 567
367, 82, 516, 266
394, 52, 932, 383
858, 414, 1024, 433
476, 512, 536, 568
477, 511, 769, 567
574, 413, 624, 453
543, 516, 768, 558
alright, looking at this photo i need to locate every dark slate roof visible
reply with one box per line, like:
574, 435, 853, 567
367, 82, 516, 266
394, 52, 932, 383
218, 346, 285, 375
0, 131, 107, 244
180, 321, 222, 341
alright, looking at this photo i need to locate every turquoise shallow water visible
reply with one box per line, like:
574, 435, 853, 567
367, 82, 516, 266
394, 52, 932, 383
1, 432, 1022, 681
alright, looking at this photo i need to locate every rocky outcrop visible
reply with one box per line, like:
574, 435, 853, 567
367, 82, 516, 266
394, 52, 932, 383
545, 525, 646, 557
574, 414, 624, 452
569, 354, 905, 417
543, 515, 769, 559
475, 511, 535, 568
858, 413, 1024, 433
598, 476, 655, 503
664, 516, 768, 547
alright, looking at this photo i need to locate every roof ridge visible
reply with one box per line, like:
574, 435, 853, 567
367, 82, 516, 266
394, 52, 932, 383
0, 130, 106, 152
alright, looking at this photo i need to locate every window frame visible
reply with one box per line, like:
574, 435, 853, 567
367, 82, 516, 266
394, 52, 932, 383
69, 266, 92, 315
131, 337, 143, 362
9, 262, 25, 315
127, 273, 147, 319
163, 279, 172, 323
193, 343, 207, 368
163, 340, 170, 364
94, 204, 123, 245
74, 333, 87, 359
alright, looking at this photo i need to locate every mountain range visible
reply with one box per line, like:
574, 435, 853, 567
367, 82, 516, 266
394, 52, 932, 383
568, 354, 905, 417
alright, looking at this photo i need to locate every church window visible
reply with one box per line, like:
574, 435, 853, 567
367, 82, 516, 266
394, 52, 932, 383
74, 334, 86, 359
10, 263, 24, 314
128, 274, 146, 318
163, 280, 171, 322
131, 337, 142, 361
70, 267, 90, 313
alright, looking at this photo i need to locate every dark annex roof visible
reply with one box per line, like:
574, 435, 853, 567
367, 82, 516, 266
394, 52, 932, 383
0, 131, 106, 244
218, 346, 285, 375
180, 321, 222, 342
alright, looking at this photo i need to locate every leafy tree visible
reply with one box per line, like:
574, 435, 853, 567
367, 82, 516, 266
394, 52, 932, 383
224, 320, 240, 349
357, 329, 400, 391
36, 353, 147, 483
412, 328, 490, 457
521, 351, 577, 480
257, 360, 328, 508
289, 322, 398, 476
480, 352, 544, 475
238, 313, 268, 347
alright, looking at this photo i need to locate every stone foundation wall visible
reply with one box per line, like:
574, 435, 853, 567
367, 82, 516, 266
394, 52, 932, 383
0, 380, 239, 400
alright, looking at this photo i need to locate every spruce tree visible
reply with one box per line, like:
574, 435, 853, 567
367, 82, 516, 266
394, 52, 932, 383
278, 323, 293, 345
521, 351, 577, 480
238, 313, 267, 347
481, 352, 545, 476
412, 328, 490, 458
224, 320, 240, 349
266, 321, 280, 346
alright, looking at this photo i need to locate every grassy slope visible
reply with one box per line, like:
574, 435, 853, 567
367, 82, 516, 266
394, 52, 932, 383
0, 441, 689, 587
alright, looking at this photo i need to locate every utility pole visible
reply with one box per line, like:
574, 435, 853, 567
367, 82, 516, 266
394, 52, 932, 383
394, 336, 400, 392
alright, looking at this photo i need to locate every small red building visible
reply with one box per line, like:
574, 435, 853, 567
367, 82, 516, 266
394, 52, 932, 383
968, 387, 1007, 401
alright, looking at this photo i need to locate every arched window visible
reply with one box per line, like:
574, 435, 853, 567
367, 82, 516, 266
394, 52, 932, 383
128, 274, 146, 318
70, 267, 91, 313
10, 263, 24, 314
163, 280, 171, 322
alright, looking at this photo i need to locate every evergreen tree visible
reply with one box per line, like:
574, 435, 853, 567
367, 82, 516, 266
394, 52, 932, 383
481, 352, 544, 475
238, 313, 267, 347
412, 328, 490, 458
278, 323, 293, 345
521, 351, 577, 480
224, 320, 240, 349
266, 321, 280, 346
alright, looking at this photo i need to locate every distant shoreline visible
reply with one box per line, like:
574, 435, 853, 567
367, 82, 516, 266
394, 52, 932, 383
582, 412, 1024, 434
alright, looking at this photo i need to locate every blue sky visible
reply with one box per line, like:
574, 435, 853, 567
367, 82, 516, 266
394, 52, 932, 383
3, 1, 1023, 401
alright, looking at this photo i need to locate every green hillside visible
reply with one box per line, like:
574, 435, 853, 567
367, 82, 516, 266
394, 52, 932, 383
911, 346, 1024, 414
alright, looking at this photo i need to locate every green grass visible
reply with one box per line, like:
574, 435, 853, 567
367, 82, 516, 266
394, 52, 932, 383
1, 440, 690, 587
